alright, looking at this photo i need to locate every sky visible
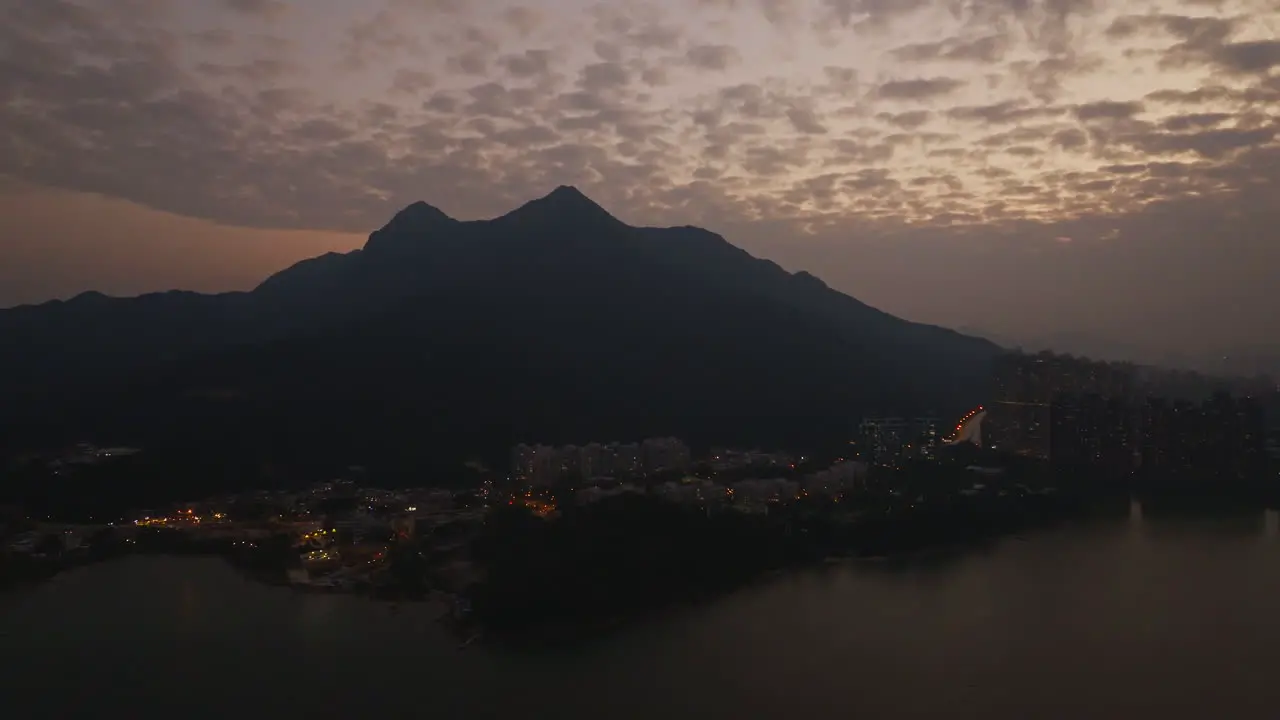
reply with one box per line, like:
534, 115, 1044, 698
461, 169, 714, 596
2, 0, 1279, 371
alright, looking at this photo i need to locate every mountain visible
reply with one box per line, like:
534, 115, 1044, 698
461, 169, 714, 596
0, 187, 998, 480
961, 326, 1280, 381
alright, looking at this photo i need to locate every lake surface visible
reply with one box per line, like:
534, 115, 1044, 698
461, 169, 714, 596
5, 501, 1280, 719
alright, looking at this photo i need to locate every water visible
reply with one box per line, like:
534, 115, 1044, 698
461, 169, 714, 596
5, 503, 1280, 719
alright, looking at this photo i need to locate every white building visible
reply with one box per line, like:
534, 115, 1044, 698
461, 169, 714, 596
805, 461, 869, 497
641, 437, 691, 473
654, 479, 725, 506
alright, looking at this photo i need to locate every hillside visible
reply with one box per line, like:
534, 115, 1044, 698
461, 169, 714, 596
0, 187, 998, 477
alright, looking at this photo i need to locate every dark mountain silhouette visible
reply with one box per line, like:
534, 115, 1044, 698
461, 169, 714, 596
0, 187, 998, 481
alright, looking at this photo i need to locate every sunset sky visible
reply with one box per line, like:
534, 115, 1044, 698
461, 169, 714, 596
2, 0, 1278, 369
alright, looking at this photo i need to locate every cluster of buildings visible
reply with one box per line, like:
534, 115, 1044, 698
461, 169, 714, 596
130, 480, 484, 590
705, 449, 796, 472
572, 460, 870, 515
506, 436, 868, 515
2, 477, 489, 598
510, 438, 691, 486
984, 351, 1139, 460
994, 351, 1140, 403
1137, 394, 1270, 479
852, 417, 943, 467
279, 481, 483, 593
984, 351, 1275, 481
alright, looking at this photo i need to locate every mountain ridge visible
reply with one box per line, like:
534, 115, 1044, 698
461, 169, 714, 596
0, 187, 998, 477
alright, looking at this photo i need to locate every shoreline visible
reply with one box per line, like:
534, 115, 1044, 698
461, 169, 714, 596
5, 490, 1271, 646
0, 518, 1045, 650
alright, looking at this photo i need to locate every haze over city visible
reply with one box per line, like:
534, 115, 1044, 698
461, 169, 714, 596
3, 0, 1279, 371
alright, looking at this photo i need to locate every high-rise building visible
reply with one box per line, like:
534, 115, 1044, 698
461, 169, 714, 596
559, 444, 581, 477
614, 443, 641, 477
1050, 393, 1136, 471
985, 402, 1052, 459
991, 350, 1142, 460
857, 417, 943, 464
1137, 393, 1268, 480
529, 446, 563, 487
510, 443, 536, 481
580, 442, 607, 479
514, 438, 691, 484
994, 350, 1138, 406
856, 417, 906, 465
911, 417, 942, 457
510, 443, 564, 486
1202, 392, 1267, 479
640, 437, 691, 473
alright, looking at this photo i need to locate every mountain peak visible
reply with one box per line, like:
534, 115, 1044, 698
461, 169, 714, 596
384, 201, 452, 232
70, 290, 109, 303
534, 185, 607, 213
502, 185, 624, 229
544, 184, 591, 203
363, 201, 456, 254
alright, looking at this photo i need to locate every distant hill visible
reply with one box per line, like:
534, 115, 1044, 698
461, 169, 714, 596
0, 186, 998, 477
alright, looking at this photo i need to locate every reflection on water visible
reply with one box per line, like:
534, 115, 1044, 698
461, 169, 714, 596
5, 505, 1280, 719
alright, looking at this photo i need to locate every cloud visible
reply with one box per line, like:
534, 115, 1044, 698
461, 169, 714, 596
758, 0, 802, 26
890, 34, 1009, 64
1161, 113, 1233, 132
580, 62, 630, 91
1105, 13, 1235, 46
977, 126, 1056, 149
878, 110, 932, 129
947, 100, 1064, 124
874, 77, 966, 100
1213, 40, 1280, 74
640, 66, 669, 87
593, 41, 622, 62
786, 107, 828, 134
817, 0, 930, 28
449, 48, 490, 76
389, 68, 435, 95
502, 6, 543, 36
826, 138, 895, 166
1107, 13, 1280, 76
1125, 126, 1279, 160
821, 66, 859, 94
221, 0, 287, 16
685, 44, 741, 70
1006, 145, 1042, 157
191, 28, 235, 48
498, 49, 554, 79
1011, 55, 1098, 102
338, 5, 431, 72
1074, 100, 1145, 121
1051, 128, 1088, 150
